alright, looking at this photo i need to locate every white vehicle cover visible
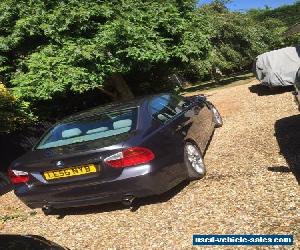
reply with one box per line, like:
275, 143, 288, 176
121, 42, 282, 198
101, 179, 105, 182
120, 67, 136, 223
254, 46, 300, 87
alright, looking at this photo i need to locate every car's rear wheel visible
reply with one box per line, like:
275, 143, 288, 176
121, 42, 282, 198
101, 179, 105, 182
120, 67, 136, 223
211, 105, 223, 128
184, 142, 206, 180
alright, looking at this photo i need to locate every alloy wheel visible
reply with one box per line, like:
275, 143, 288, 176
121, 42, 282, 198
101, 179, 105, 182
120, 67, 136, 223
185, 144, 205, 174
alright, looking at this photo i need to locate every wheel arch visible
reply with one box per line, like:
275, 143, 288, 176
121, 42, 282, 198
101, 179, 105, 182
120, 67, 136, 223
184, 138, 202, 153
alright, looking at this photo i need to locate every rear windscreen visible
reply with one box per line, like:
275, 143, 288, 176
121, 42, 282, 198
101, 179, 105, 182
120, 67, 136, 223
36, 108, 138, 149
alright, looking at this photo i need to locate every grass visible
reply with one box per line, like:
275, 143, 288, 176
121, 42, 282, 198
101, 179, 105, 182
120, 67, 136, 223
0, 214, 25, 222
182, 72, 255, 95
0, 206, 35, 223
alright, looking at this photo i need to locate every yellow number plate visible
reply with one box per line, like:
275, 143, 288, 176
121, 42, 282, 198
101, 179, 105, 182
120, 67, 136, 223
43, 164, 97, 180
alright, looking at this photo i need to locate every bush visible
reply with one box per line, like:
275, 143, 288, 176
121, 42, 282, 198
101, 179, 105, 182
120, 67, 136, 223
0, 83, 35, 133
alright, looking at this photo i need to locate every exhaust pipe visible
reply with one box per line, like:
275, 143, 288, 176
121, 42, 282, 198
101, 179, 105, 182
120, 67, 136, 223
122, 195, 135, 207
42, 205, 53, 216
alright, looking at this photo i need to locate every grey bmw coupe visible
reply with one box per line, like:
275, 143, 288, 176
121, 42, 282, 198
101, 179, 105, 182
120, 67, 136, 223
8, 93, 222, 214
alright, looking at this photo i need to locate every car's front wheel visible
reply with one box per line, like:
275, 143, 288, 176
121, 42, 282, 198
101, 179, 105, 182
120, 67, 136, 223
184, 142, 206, 180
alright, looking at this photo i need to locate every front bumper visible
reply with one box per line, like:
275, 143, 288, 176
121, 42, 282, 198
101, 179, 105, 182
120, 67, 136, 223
15, 164, 184, 209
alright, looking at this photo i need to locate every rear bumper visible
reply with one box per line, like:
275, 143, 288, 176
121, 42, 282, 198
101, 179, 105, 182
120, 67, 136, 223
15, 164, 185, 209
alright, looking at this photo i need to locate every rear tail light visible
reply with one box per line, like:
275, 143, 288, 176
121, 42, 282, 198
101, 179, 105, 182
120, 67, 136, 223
104, 147, 155, 168
8, 169, 29, 184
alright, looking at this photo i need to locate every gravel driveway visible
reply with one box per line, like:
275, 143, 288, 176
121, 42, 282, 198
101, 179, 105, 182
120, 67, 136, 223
0, 80, 299, 249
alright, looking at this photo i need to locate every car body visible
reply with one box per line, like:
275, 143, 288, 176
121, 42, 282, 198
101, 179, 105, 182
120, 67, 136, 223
8, 93, 222, 213
254, 46, 300, 87
292, 68, 300, 110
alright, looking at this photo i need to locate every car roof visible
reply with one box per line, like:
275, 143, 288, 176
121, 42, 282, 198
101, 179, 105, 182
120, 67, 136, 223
62, 93, 172, 123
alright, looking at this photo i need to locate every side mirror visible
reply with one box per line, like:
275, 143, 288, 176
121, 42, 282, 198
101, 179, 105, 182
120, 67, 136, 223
194, 95, 207, 102
181, 101, 191, 109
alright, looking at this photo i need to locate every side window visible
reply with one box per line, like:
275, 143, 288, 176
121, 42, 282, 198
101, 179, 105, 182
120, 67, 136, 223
149, 94, 186, 122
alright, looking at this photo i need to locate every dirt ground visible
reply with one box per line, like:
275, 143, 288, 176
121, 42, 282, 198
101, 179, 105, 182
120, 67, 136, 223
0, 80, 299, 249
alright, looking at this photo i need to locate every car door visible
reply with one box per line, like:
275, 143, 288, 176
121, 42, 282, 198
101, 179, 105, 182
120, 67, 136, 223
148, 94, 193, 182
150, 94, 212, 150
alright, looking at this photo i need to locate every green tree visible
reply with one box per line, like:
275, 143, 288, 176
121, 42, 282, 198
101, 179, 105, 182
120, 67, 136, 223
248, 1, 300, 46
248, 1, 300, 27
0, 0, 211, 103
0, 0, 298, 122
188, 0, 285, 81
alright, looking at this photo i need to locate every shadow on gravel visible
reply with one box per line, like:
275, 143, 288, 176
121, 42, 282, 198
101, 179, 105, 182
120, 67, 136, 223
52, 181, 189, 219
0, 185, 12, 196
267, 166, 292, 173
274, 114, 300, 184
249, 84, 294, 96
0, 234, 68, 250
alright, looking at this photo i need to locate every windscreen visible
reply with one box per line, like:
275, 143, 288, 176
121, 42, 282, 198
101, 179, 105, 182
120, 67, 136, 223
36, 108, 138, 149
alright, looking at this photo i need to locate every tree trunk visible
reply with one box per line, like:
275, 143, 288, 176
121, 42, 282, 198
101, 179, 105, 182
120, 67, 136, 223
109, 73, 134, 100
97, 87, 117, 100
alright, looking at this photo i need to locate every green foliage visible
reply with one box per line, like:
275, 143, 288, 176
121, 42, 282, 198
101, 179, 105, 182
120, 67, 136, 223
0, 0, 299, 124
0, 0, 212, 102
186, 0, 299, 79
248, 1, 300, 46
248, 1, 300, 27
188, 2, 278, 78
0, 83, 35, 133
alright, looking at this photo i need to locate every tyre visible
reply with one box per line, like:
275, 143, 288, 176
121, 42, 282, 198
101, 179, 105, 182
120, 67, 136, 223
184, 142, 206, 180
211, 104, 223, 128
